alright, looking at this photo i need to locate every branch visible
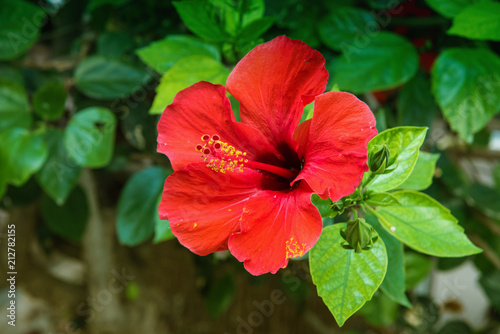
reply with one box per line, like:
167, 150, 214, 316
80, 169, 126, 334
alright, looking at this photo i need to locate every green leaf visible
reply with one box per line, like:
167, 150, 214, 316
36, 129, 82, 205
117, 167, 168, 246
397, 72, 438, 127
448, 2, 500, 41
334, 32, 418, 93
0, 79, 31, 131
367, 215, 411, 307
0, 65, 24, 85
405, 251, 432, 289
311, 194, 333, 218
0, 129, 47, 186
136, 35, 220, 74
364, 192, 401, 207
432, 48, 500, 142
0, 0, 45, 60
425, 0, 479, 18
173, 1, 229, 42
153, 194, 175, 243
318, 7, 375, 51
310, 224, 387, 326
33, 81, 67, 121
466, 183, 500, 219
214, 0, 265, 36
64, 107, 117, 168
206, 274, 235, 318
397, 151, 440, 191
75, 56, 151, 100
366, 127, 427, 192
40, 186, 88, 242
150, 56, 229, 114
370, 190, 482, 257
97, 31, 135, 58
236, 17, 274, 45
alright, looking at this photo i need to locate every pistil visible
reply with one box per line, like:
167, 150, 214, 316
245, 161, 299, 180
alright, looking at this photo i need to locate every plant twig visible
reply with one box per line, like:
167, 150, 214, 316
80, 169, 126, 334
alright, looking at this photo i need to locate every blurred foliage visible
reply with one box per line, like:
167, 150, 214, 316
1, 0, 500, 332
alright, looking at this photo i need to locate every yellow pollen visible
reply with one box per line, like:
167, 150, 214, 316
196, 134, 248, 174
285, 238, 306, 259
193, 223, 197, 228
228, 209, 232, 212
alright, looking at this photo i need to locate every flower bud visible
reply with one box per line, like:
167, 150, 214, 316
340, 218, 379, 253
330, 197, 352, 217
368, 144, 398, 175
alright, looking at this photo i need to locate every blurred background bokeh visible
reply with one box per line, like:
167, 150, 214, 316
1, 0, 500, 333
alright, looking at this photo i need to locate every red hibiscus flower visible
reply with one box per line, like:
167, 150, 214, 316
157, 36, 377, 275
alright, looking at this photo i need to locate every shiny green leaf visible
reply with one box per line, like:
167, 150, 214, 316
33, 81, 67, 120
36, 129, 82, 205
367, 215, 411, 307
173, 1, 229, 42
310, 224, 387, 326
117, 167, 168, 246
425, 0, 479, 18
318, 7, 375, 51
365, 192, 401, 207
0, 128, 47, 186
370, 191, 482, 257
136, 35, 220, 74
432, 48, 500, 142
448, 2, 500, 40
75, 56, 151, 100
41, 186, 88, 242
334, 32, 418, 93
366, 127, 427, 192
0, 0, 45, 60
0, 79, 31, 131
150, 56, 229, 114
64, 107, 117, 168
397, 151, 440, 191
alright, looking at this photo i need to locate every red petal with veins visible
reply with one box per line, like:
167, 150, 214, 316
157, 81, 275, 171
228, 185, 322, 275
160, 162, 264, 255
294, 92, 377, 201
226, 35, 328, 151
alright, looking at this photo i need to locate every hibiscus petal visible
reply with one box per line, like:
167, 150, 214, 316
294, 92, 377, 201
157, 81, 274, 171
160, 163, 264, 256
226, 36, 328, 150
228, 186, 322, 275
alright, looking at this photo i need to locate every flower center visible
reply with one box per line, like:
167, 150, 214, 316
196, 134, 299, 180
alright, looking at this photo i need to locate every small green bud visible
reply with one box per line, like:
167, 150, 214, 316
340, 218, 379, 253
368, 144, 398, 175
331, 197, 352, 217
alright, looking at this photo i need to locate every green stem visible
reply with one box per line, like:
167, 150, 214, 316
362, 172, 378, 191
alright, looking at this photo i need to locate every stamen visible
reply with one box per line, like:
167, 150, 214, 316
194, 133, 299, 180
